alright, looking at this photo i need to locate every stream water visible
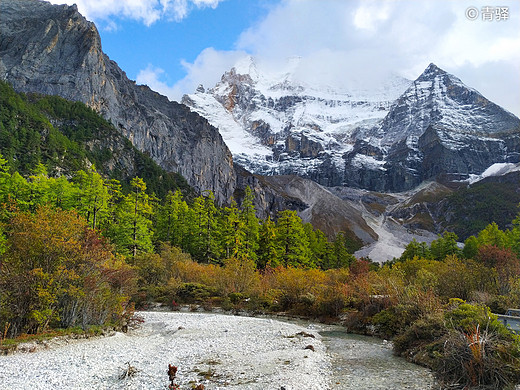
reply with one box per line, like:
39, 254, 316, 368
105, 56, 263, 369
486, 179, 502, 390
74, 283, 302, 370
320, 328, 437, 389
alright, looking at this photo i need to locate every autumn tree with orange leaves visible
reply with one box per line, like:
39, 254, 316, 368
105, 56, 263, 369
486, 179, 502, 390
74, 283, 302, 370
0, 206, 135, 338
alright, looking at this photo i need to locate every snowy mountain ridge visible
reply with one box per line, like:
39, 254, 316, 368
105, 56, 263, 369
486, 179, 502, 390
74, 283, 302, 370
182, 56, 412, 177
182, 58, 520, 192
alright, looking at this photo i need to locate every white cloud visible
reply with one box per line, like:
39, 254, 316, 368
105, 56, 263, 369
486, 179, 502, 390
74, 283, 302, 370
353, 1, 391, 32
136, 64, 179, 98
175, 48, 248, 94
47, 0, 224, 26
137, 48, 247, 101
229, 0, 520, 115
51, 0, 519, 116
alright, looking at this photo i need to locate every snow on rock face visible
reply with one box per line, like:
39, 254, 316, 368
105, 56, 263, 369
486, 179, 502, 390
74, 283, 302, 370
182, 56, 411, 184
183, 60, 520, 192
467, 162, 520, 184
376, 63, 520, 148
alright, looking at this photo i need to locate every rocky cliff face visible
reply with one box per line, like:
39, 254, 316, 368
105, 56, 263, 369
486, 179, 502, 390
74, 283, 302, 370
184, 59, 520, 192
344, 63, 520, 191
0, 0, 235, 204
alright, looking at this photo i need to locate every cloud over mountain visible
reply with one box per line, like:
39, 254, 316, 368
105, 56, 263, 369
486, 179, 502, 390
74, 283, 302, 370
48, 0, 224, 26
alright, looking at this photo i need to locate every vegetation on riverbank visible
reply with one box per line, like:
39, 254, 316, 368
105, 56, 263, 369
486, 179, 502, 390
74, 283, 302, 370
0, 325, 107, 355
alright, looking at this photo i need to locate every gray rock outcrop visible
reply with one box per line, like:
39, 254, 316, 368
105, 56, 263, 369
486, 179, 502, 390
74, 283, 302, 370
0, 0, 235, 204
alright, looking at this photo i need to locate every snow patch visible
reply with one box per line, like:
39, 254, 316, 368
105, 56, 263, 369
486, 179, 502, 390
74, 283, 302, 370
352, 154, 386, 171
467, 162, 520, 184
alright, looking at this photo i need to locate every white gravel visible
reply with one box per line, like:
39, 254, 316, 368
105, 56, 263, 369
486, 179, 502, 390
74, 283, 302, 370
0, 311, 332, 390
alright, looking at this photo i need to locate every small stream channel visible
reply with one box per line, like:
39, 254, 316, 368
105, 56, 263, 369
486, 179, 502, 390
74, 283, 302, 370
275, 314, 438, 389
319, 327, 437, 389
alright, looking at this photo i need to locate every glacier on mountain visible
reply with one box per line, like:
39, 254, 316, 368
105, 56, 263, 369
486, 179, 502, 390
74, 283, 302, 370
182, 56, 411, 174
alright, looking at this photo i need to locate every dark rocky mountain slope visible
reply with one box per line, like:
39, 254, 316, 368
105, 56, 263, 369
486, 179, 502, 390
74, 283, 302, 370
0, 0, 235, 204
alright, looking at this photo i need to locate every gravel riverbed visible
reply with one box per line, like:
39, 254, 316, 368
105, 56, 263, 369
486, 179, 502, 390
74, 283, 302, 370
0, 311, 332, 390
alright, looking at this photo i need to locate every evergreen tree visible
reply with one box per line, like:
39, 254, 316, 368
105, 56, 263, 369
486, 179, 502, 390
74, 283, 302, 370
275, 210, 311, 268
27, 165, 51, 211
509, 211, 520, 257
201, 191, 220, 262
6, 172, 31, 212
0, 153, 12, 221
156, 190, 188, 247
73, 167, 109, 229
430, 232, 461, 261
304, 223, 329, 268
188, 191, 219, 262
477, 222, 508, 248
239, 187, 259, 261
401, 238, 432, 261
328, 231, 356, 269
462, 235, 479, 259
220, 200, 247, 259
107, 177, 154, 257
47, 176, 76, 211
258, 216, 280, 268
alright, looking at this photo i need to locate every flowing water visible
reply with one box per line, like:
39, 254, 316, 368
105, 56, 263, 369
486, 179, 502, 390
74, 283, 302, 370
320, 328, 437, 389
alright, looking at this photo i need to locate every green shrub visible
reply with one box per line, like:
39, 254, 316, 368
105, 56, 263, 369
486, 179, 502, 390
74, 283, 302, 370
175, 283, 219, 303
393, 313, 447, 362
444, 302, 510, 338
228, 292, 247, 304
371, 303, 422, 339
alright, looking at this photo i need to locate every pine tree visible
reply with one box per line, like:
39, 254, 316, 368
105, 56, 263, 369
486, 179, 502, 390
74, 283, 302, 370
258, 216, 280, 268
220, 200, 247, 259
0, 153, 12, 221
239, 187, 259, 261
156, 190, 187, 247
73, 167, 109, 229
463, 235, 479, 259
401, 238, 432, 261
107, 177, 154, 257
201, 191, 219, 262
304, 223, 329, 268
328, 232, 356, 268
509, 211, 520, 257
430, 232, 461, 261
27, 165, 51, 211
275, 210, 311, 268
47, 176, 76, 211
477, 222, 508, 248
189, 191, 219, 262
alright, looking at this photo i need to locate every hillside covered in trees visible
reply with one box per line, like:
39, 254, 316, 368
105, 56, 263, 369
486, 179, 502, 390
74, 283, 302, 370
0, 80, 190, 198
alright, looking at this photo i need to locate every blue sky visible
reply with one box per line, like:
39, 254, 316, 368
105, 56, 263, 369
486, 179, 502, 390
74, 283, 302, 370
98, 0, 277, 85
48, 0, 520, 116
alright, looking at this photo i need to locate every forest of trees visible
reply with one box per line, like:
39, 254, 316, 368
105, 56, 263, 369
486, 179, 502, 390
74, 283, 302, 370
0, 153, 356, 338
0, 81, 357, 341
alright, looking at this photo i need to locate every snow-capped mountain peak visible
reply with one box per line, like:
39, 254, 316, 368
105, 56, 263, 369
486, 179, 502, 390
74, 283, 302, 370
376, 63, 520, 148
183, 60, 519, 192
183, 56, 411, 179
